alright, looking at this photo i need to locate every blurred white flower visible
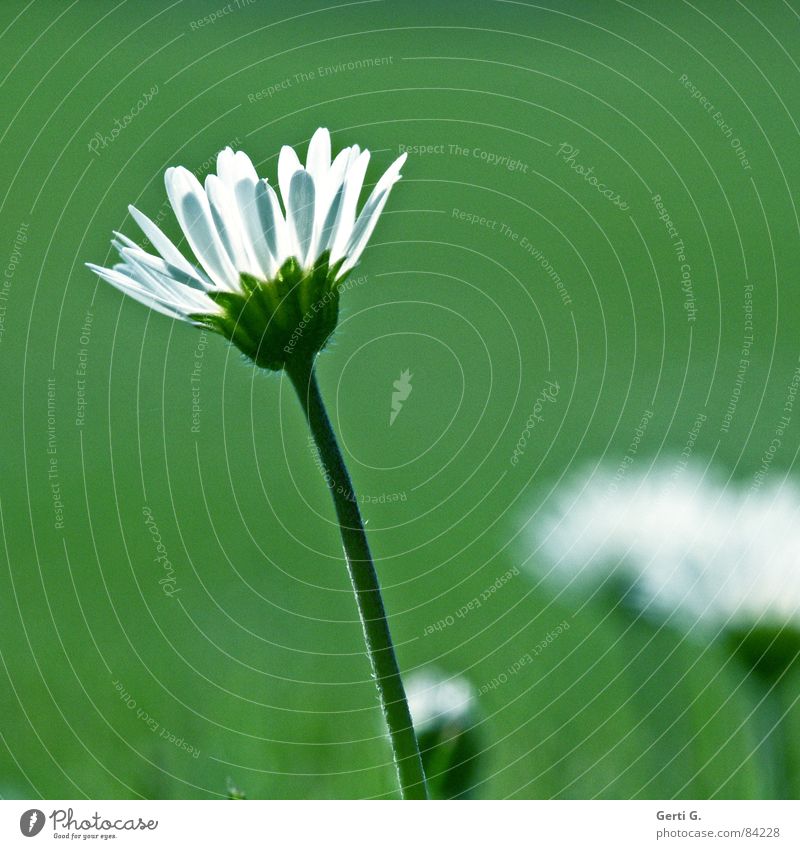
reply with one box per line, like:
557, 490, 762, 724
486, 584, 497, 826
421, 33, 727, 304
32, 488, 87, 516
405, 670, 475, 733
535, 465, 800, 629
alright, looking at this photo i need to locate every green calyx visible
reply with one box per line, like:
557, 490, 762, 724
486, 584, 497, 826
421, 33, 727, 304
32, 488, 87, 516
191, 251, 349, 372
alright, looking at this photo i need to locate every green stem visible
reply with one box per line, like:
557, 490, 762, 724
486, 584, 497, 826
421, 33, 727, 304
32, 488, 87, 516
286, 355, 428, 800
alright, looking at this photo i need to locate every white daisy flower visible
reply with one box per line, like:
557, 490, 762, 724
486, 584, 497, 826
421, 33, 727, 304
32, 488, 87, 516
535, 466, 800, 630
86, 127, 407, 370
405, 670, 475, 734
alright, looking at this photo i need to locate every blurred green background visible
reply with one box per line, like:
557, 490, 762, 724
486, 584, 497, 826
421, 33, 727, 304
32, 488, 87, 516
1, 0, 799, 799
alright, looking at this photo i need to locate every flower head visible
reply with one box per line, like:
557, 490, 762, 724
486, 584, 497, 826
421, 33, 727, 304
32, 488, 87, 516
87, 128, 407, 370
535, 465, 800, 631
405, 669, 475, 734
404, 669, 480, 799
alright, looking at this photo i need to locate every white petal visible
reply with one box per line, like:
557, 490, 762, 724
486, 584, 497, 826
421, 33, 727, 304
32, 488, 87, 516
234, 185, 274, 278
329, 148, 370, 262
366, 151, 407, 205
114, 258, 210, 316
286, 170, 315, 265
112, 230, 139, 250
128, 205, 210, 289
164, 166, 239, 291
205, 174, 260, 277
339, 152, 406, 273
277, 144, 302, 211
116, 231, 211, 293
311, 147, 351, 260
114, 254, 181, 301
325, 146, 352, 197
215, 148, 274, 278
255, 179, 289, 268
317, 180, 346, 259
339, 190, 389, 275
216, 146, 258, 187
87, 263, 197, 320
305, 127, 331, 183
118, 248, 220, 312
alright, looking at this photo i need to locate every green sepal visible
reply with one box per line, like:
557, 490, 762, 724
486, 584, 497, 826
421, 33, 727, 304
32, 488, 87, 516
189, 251, 345, 372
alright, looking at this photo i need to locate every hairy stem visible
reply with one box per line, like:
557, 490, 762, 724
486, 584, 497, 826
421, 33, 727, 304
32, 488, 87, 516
286, 356, 428, 800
